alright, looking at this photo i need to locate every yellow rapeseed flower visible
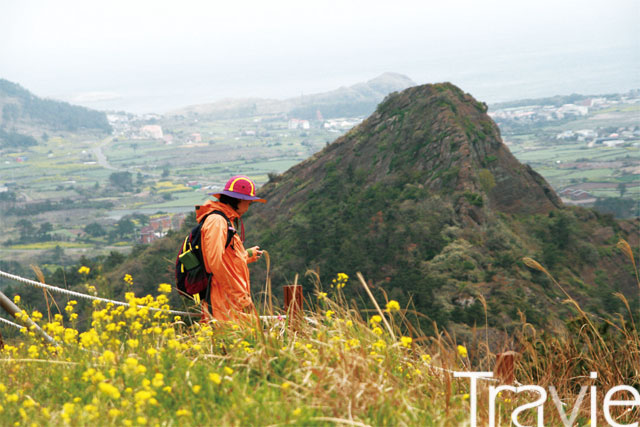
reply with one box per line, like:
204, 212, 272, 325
281, 382, 291, 391
325, 310, 335, 320
457, 345, 468, 358
369, 315, 382, 325
400, 336, 412, 348
385, 300, 400, 312
78, 266, 90, 275
192, 385, 201, 394
157, 283, 172, 293
98, 382, 121, 399
13, 295, 20, 304
224, 367, 234, 375
176, 409, 191, 417
152, 374, 164, 388
209, 373, 221, 385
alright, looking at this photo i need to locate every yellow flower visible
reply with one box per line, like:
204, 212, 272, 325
421, 354, 432, 364
78, 266, 90, 275
293, 408, 302, 416
126, 339, 139, 349
385, 300, 400, 312
99, 350, 116, 364
192, 385, 201, 394
400, 336, 412, 348
373, 340, 387, 351
123, 274, 133, 285
209, 373, 222, 385
317, 292, 327, 300
457, 345, 468, 358
372, 327, 383, 336
157, 283, 172, 293
325, 310, 335, 320
98, 382, 121, 399
281, 382, 291, 391
108, 408, 122, 417
463, 393, 470, 400
136, 416, 147, 425
13, 295, 20, 304
176, 409, 191, 417
369, 315, 382, 325
152, 373, 164, 388
224, 367, 234, 375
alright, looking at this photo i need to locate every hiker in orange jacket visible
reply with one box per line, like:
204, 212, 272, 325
195, 175, 266, 321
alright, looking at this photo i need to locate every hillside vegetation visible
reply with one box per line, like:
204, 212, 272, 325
244, 83, 639, 337
0, 79, 111, 137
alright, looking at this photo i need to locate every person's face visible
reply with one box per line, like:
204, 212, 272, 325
236, 199, 252, 216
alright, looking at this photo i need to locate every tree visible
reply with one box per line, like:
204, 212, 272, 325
84, 222, 106, 237
109, 172, 133, 192
617, 182, 627, 197
37, 222, 53, 241
116, 218, 135, 239
16, 219, 35, 241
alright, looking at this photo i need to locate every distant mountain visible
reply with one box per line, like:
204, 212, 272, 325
243, 82, 638, 335
167, 73, 416, 120
0, 79, 111, 139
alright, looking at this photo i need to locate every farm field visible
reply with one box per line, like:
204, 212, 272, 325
1, 93, 638, 265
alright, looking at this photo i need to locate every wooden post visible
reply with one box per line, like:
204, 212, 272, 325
495, 351, 518, 384
283, 285, 303, 328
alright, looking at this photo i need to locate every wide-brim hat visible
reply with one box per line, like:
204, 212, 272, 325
211, 175, 266, 203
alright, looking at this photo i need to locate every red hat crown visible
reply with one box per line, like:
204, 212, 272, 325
224, 175, 255, 196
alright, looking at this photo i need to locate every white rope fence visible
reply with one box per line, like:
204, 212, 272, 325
0, 269, 200, 317
0, 269, 295, 323
0, 316, 24, 330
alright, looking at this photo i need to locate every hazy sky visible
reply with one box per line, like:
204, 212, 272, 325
1, 0, 638, 113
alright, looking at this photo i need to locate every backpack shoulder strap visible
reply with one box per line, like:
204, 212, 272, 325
205, 210, 236, 249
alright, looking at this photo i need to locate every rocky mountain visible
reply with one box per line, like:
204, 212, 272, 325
0, 79, 111, 140
167, 73, 415, 120
244, 82, 638, 335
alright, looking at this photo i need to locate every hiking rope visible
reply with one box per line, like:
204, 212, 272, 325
0, 316, 24, 330
0, 269, 198, 317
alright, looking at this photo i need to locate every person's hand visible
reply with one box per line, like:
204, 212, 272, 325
247, 246, 263, 260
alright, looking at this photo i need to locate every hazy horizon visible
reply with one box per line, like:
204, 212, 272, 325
1, 0, 638, 114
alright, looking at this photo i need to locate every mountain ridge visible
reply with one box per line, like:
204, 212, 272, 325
167, 72, 415, 120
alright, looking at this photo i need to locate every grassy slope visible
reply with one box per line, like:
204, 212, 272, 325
1, 261, 638, 426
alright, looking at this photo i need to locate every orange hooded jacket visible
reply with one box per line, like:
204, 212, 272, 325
195, 200, 259, 321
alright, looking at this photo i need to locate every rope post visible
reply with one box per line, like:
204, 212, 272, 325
283, 285, 303, 329
0, 329, 3, 350
494, 351, 518, 384
0, 290, 58, 346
